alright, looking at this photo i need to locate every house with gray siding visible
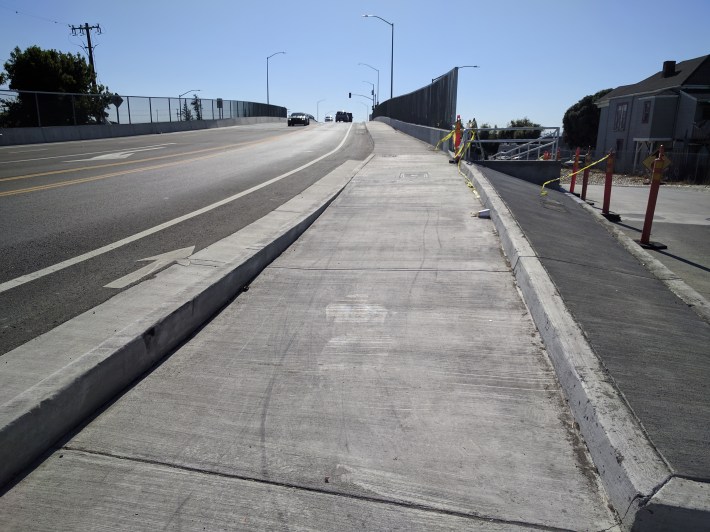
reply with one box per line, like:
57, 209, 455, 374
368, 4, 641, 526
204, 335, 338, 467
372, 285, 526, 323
595, 55, 710, 176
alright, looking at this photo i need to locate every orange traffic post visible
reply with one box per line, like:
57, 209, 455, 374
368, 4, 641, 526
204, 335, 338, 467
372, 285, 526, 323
580, 147, 591, 201
454, 114, 462, 153
601, 150, 620, 222
638, 145, 668, 249
569, 147, 580, 194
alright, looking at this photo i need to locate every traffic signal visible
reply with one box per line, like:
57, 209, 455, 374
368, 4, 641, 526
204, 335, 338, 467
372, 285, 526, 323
349, 92, 351, 98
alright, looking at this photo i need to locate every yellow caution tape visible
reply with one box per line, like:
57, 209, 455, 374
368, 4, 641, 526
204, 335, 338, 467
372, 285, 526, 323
540, 154, 610, 196
455, 130, 477, 176
434, 129, 456, 151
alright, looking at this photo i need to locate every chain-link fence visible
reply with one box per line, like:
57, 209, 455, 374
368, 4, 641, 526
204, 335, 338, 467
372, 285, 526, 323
0, 89, 286, 128
372, 67, 458, 129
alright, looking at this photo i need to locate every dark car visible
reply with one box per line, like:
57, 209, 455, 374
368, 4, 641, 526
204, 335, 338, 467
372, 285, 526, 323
335, 111, 352, 123
288, 112, 310, 126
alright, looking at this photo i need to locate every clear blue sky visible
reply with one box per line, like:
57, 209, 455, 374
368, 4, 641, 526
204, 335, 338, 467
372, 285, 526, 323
1, 0, 708, 127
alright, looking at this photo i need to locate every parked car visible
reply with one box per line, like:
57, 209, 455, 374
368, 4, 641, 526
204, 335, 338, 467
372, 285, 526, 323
288, 112, 310, 126
335, 111, 352, 123
325, 115, 333, 122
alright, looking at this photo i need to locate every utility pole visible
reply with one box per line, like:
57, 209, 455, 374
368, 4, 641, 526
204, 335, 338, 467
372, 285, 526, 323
70, 23, 102, 92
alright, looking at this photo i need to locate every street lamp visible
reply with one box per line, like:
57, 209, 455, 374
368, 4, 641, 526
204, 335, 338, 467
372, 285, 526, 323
267, 51, 285, 105
317, 98, 326, 121
359, 63, 380, 105
362, 14, 394, 100
352, 93, 372, 119
178, 89, 200, 121
432, 65, 479, 84
362, 81, 375, 110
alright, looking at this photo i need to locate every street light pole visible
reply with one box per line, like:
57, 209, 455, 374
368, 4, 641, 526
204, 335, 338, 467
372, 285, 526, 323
358, 63, 380, 105
267, 51, 285, 105
362, 15, 394, 100
362, 81, 375, 111
317, 98, 326, 121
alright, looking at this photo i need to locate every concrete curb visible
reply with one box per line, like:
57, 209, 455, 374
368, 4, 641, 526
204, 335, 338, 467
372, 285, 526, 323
461, 163, 710, 530
0, 155, 374, 489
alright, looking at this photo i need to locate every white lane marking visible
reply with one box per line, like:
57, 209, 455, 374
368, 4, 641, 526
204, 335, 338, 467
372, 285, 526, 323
0, 143, 176, 164
104, 246, 194, 289
66, 145, 168, 161
5, 148, 49, 154
0, 123, 353, 294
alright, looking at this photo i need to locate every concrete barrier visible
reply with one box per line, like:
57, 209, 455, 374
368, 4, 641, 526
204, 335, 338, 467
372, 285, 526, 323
374, 116, 451, 148
373, 116, 561, 185
474, 159, 561, 186
0, 116, 286, 146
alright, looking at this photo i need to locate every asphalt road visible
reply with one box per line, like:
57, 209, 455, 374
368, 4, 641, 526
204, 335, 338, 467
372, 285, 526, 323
0, 122, 373, 355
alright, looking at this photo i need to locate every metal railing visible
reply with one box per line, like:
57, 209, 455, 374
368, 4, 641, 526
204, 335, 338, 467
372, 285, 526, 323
0, 89, 286, 128
462, 126, 560, 162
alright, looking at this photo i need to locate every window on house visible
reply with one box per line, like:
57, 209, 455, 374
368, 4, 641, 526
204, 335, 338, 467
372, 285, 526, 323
641, 101, 651, 124
616, 139, 624, 153
614, 103, 628, 131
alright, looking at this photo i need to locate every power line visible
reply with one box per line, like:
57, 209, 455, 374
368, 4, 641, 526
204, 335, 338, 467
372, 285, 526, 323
0, 4, 69, 25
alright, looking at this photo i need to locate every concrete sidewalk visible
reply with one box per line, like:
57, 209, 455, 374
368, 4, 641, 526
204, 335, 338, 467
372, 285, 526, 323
1, 122, 619, 529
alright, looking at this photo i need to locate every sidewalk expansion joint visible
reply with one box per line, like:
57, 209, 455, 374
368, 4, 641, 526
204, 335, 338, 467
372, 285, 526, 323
270, 266, 510, 273
61, 447, 572, 531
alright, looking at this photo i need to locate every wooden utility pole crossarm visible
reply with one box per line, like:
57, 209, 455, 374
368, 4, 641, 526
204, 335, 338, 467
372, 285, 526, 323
70, 23, 102, 91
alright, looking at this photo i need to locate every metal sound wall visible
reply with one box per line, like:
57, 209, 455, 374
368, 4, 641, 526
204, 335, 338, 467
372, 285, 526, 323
372, 67, 458, 129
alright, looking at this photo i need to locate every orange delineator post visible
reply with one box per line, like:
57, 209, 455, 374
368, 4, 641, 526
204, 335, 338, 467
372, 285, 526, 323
640, 145, 665, 245
580, 148, 591, 201
602, 151, 615, 215
454, 115, 462, 153
569, 147, 580, 194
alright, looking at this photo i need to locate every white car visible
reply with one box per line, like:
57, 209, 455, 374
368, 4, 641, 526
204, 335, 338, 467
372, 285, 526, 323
324, 115, 334, 122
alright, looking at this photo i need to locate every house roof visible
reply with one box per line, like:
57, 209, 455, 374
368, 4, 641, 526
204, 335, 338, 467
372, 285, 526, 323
597, 55, 710, 103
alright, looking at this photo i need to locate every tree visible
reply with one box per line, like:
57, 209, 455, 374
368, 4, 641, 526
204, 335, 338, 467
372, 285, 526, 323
562, 89, 612, 149
0, 45, 112, 127
191, 94, 202, 120
498, 117, 542, 140
477, 122, 500, 156
182, 100, 193, 121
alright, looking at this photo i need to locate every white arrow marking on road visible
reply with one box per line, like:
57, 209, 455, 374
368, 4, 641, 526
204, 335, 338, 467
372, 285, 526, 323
104, 246, 195, 289
67, 145, 169, 162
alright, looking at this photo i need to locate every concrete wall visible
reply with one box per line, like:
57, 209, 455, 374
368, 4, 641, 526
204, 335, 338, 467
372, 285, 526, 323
374, 116, 561, 185
374, 116, 453, 149
0, 116, 286, 146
